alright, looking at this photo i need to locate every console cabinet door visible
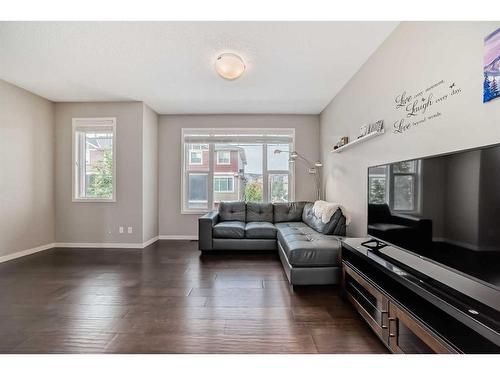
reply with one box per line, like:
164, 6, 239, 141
343, 263, 389, 344
388, 302, 458, 354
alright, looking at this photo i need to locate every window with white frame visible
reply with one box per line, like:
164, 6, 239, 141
217, 150, 231, 165
368, 160, 420, 213
392, 160, 420, 212
188, 144, 207, 165
182, 128, 295, 213
214, 176, 234, 192
73, 118, 116, 202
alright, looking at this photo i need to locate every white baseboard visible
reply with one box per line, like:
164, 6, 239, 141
0, 235, 196, 264
55, 236, 160, 249
142, 235, 159, 247
159, 235, 198, 240
55, 242, 142, 249
0, 243, 55, 264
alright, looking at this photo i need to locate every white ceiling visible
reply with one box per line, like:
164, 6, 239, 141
0, 22, 398, 114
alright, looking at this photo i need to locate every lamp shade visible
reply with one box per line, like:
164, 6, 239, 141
215, 53, 246, 80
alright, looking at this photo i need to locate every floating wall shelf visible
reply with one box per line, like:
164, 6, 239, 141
331, 129, 385, 154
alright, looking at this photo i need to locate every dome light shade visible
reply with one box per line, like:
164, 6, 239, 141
215, 53, 246, 80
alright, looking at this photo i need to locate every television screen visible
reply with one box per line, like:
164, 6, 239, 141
367, 145, 500, 289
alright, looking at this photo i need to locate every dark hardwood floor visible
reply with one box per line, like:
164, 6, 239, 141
0, 240, 388, 354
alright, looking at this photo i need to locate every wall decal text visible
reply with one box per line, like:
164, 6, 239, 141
393, 80, 462, 134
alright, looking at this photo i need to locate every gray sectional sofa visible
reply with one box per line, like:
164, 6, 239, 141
198, 201, 347, 285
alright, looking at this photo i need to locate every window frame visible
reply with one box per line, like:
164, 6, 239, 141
186, 172, 209, 209
268, 172, 290, 203
216, 150, 231, 165
72, 118, 117, 203
189, 149, 203, 165
181, 128, 295, 214
367, 161, 421, 214
266, 143, 293, 204
214, 174, 235, 193
389, 161, 421, 214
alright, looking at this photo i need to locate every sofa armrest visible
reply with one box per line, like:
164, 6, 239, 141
198, 211, 219, 251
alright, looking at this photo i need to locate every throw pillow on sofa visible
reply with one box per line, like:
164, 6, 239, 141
302, 202, 345, 235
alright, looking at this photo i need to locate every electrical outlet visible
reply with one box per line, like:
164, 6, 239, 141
119, 226, 124, 234
127, 226, 133, 234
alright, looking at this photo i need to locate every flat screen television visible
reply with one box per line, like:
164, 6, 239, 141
367, 144, 500, 293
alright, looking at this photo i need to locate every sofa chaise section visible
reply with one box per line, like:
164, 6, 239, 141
198, 201, 347, 286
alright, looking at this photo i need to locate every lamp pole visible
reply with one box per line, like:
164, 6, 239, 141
274, 150, 323, 201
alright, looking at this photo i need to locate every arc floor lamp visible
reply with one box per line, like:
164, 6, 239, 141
274, 149, 323, 201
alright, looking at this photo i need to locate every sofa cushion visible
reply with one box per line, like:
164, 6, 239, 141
213, 221, 245, 239
273, 202, 307, 223
219, 202, 246, 222
245, 222, 277, 239
246, 203, 273, 222
276, 222, 341, 267
275, 221, 310, 236
302, 202, 344, 235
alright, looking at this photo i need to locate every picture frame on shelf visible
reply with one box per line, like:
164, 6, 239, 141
333, 136, 349, 150
358, 120, 383, 139
368, 120, 384, 134
358, 124, 369, 139
333, 120, 384, 153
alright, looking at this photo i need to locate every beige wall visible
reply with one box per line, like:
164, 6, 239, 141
4, 100, 317, 244
320, 22, 500, 237
55, 102, 145, 244
159, 115, 320, 237
142, 104, 159, 242
0, 79, 55, 257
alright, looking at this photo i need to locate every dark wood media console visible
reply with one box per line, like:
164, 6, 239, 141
341, 238, 500, 353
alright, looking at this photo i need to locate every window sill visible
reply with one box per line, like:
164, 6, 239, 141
73, 198, 116, 203
181, 210, 212, 215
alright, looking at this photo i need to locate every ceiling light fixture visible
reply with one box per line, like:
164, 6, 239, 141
215, 53, 246, 80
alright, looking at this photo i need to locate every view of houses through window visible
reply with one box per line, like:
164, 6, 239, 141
73, 120, 116, 201
188, 144, 207, 165
182, 129, 294, 212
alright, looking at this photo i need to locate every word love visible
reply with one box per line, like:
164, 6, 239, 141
395, 91, 434, 117
393, 112, 442, 134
